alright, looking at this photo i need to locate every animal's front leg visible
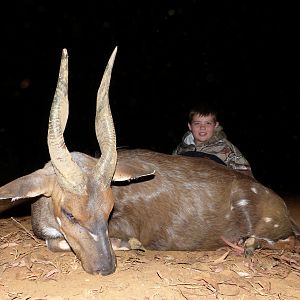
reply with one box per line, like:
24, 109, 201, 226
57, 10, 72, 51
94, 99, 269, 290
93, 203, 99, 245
46, 238, 72, 252
110, 237, 145, 251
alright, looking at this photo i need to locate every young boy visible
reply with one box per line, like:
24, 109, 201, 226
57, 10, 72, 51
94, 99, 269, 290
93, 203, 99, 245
173, 105, 253, 177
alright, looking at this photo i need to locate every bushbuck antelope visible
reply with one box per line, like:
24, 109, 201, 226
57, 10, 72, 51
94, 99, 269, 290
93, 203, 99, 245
0, 47, 299, 276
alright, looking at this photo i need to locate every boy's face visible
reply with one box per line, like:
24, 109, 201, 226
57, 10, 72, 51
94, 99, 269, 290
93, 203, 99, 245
188, 113, 219, 144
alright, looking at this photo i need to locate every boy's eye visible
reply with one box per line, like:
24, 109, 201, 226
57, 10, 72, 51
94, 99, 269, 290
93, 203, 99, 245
193, 122, 213, 126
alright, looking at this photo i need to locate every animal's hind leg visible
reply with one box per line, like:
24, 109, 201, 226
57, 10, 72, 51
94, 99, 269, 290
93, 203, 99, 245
230, 196, 261, 256
243, 218, 293, 255
111, 237, 145, 251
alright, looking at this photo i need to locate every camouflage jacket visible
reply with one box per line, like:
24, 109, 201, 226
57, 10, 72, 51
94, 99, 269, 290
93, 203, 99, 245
173, 126, 253, 176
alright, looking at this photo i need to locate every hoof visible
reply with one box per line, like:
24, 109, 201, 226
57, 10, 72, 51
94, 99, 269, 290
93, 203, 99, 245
46, 238, 71, 252
128, 237, 145, 251
243, 236, 260, 256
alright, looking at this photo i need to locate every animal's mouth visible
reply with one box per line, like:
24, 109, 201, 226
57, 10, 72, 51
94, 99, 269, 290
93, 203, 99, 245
82, 254, 117, 276
98, 263, 117, 276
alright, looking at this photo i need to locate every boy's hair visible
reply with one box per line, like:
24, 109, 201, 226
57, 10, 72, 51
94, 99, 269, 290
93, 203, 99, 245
188, 104, 218, 124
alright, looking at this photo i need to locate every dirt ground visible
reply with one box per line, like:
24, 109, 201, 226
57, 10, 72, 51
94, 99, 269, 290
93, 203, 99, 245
0, 196, 300, 300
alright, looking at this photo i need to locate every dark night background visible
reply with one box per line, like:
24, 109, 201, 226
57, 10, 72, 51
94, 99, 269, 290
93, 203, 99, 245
0, 1, 299, 197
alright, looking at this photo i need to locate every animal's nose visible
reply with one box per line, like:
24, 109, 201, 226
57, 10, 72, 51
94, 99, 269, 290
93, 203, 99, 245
99, 268, 115, 276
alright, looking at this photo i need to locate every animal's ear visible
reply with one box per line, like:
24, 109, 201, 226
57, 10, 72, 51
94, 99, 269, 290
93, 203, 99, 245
0, 169, 55, 201
113, 161, 155, 182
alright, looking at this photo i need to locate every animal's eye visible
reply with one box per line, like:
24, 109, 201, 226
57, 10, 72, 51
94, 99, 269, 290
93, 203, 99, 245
62, 208, 77, 224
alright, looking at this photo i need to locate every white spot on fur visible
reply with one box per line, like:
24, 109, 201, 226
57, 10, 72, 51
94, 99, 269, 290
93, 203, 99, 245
237, 199, 249, 206
250, 187, 258, 194
264, 217, 272, 223
56, 217, 62, 227
256, 236, 275, 245
274, 224, 279, 228
264, 238, 275, 245
89, 232, 99, 241
11, 197, 22, 202
225, 213, 230, 219
43, 227, 63, 238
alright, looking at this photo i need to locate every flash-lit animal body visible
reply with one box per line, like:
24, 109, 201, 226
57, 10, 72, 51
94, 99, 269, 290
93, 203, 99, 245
0, 48, 299, 276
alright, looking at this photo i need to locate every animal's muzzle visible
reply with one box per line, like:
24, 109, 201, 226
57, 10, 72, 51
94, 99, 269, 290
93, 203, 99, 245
98, 260, 117, 276
90, 219, 117, 276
